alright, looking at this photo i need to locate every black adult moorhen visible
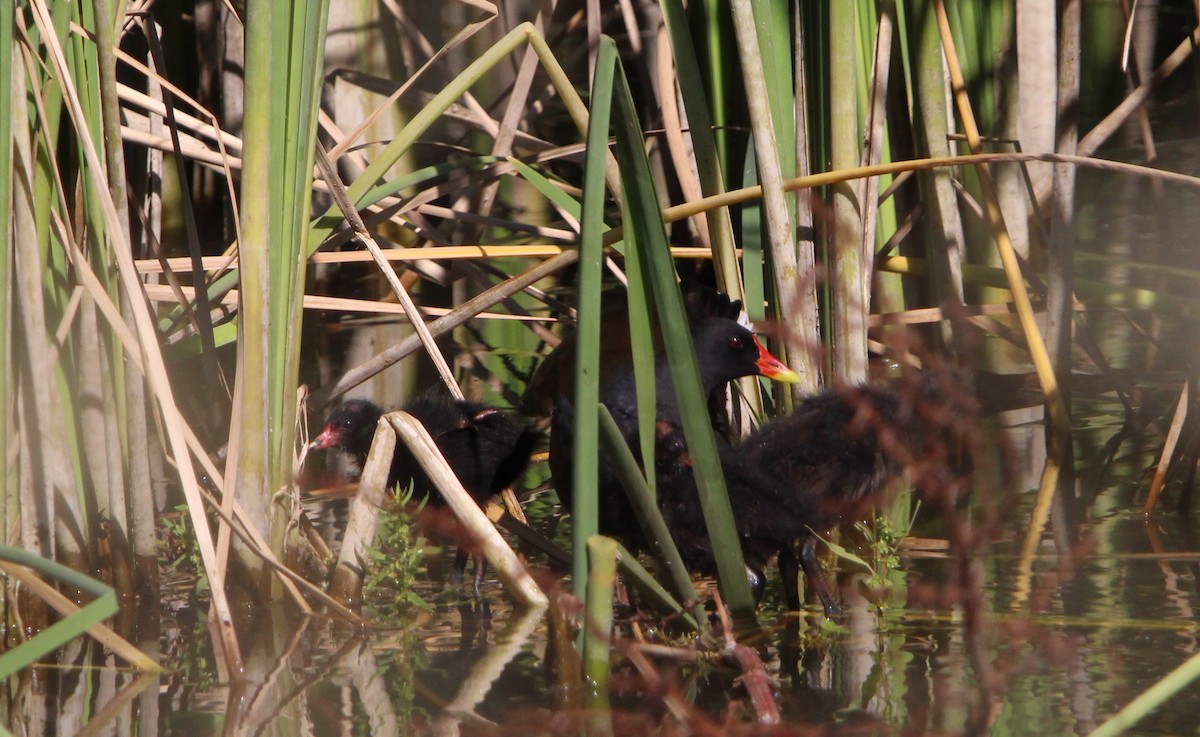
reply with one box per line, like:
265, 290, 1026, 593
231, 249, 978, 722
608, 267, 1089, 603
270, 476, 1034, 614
310, 395, 537, 584
524, 278, 745, 417
658, 367, 977, 615
549, 316, 799, 553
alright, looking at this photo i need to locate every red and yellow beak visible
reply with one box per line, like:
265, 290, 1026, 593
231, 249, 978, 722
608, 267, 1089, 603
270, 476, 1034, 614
753, 337, 801, 383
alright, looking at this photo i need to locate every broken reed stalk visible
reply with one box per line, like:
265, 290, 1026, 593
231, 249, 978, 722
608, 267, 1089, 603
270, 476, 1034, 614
584, 535, 618, 714
327, 415, 397, 606
713, 591, 780, 725
388, 412, 548, 608
1143, 380, 1188, 514
328, 411, 547, 609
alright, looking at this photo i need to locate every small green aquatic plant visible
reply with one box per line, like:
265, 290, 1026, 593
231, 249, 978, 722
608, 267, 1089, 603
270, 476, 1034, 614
364, 484, 433, 619
162, 504, 205, 587
813, 502, 918, 610
856, 504, 918, 594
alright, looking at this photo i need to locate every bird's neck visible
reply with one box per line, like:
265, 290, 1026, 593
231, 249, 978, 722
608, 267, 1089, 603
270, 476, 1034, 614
652, 354, 728, 404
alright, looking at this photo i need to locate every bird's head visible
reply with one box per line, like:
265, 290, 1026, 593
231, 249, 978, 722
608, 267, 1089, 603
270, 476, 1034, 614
310, 399, 384, 455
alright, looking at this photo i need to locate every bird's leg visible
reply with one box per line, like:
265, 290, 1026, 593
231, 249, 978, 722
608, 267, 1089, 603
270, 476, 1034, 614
450, 545, 468, 584
745, 565, 768, 604
799, 535, 842, 616
471, 551, 487, 595
777, 544, 802, 611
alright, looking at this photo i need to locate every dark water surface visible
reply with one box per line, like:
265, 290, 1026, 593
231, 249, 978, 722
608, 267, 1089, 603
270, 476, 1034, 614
12, 422, 1200, 737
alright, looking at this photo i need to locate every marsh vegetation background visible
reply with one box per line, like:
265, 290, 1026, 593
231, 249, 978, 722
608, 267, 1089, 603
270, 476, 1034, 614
4, 0, 1200, 734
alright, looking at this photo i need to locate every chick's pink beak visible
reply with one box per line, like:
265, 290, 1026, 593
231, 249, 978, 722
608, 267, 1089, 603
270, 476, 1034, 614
309, 426, 338, 451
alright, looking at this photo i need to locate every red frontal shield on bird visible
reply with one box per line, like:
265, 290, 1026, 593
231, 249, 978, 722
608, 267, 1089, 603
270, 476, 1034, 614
752, 337, 800, 383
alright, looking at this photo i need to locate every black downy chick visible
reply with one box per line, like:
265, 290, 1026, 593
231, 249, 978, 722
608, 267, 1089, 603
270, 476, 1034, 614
659, 367, 978, 615
310, 395, 537, 587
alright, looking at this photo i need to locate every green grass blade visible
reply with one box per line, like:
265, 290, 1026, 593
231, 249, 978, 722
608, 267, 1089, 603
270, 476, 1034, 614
597, 405, 695, 608
508, 156, 584, 224
621, 195, 658, 499
614, 543, 698, 631
306, 22, 602, 253
1087, 648, 1200, 737
606, 35, 755, 616
571, 37, 616, 608
0, 546, 117, 680
657, 0, 740, 298
584, 535, 617, 712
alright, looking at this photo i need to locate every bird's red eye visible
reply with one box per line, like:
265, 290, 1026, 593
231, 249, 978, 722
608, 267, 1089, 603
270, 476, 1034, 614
729, 334, 744, 350
341, 419, 354, 429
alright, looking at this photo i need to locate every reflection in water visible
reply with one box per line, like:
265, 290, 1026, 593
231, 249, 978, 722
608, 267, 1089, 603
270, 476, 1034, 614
12, 392, 1200, 736
11, 510, 1200, 736
429, 602, 546, 737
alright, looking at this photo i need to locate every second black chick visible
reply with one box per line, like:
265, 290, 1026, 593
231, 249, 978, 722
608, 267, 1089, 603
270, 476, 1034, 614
660, 367, 977, 615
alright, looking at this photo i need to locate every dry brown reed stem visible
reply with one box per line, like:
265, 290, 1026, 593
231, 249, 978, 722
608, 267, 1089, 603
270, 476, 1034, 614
72, 673, 159, 737
388, 411, 547, 607
327, 410, 547, 609
141, 285, 551, 322
134, 246, 717, 273
327, 415, 397, 606
934, 2, 1067, 442
729, 0, 793, 306
311, 248, 580, 408
623, 646, 694, 725
650, 151, 1200, 242
1077, 20, 1200, 159
627, 643, 704, 662
0, 561, 162, 672
929, 20, 1067, 722
314, 144, 463, 401
859, 0, 897, 348
712, 591, 780, 725
58, 229, 316, 616
324, 8, 497, 164
656, 28, 712, 252
191, 485, 361, 624
1144, 380, 1189, 514
28, 0, 248, 670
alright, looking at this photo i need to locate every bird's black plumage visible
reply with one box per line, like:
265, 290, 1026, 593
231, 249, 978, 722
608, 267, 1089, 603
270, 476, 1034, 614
524, 279, 747, 417
311, 395, 536, 507
549, 316, 798, 554
657, 368, 977, 614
